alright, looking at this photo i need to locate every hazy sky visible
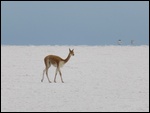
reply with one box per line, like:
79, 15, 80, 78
1, 1, 149, 45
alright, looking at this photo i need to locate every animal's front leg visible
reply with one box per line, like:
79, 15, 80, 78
58, 68, 64, 83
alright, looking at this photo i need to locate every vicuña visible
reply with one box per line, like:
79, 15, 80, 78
41, 48, 74, 83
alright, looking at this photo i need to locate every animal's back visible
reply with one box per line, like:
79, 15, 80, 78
44, 55, 64, 67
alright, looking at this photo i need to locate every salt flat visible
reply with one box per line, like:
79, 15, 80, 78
1, 45, 149, 112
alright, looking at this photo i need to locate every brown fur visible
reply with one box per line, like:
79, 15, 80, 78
41, 49, 74, 83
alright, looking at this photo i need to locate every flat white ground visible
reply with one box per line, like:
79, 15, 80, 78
1, 45, 149, 112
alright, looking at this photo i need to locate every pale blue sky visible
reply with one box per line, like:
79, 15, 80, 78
1, 1, 149, 45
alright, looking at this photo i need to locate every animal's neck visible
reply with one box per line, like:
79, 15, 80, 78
64, 53, 71, 64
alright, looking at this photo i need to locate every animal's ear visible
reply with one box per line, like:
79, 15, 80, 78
69, 48, 71, 51
72, 49, 74, 51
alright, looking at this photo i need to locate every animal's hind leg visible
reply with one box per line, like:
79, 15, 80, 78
41, 57, 47, 82
41, 68, 46, 82
54, 68, 58, 83
46, 62, 51, 83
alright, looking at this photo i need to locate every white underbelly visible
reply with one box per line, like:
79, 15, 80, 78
59, 61, 65, 67
52, 63, 57, 67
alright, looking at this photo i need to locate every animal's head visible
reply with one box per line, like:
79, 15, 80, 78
69, 48, 74, 56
